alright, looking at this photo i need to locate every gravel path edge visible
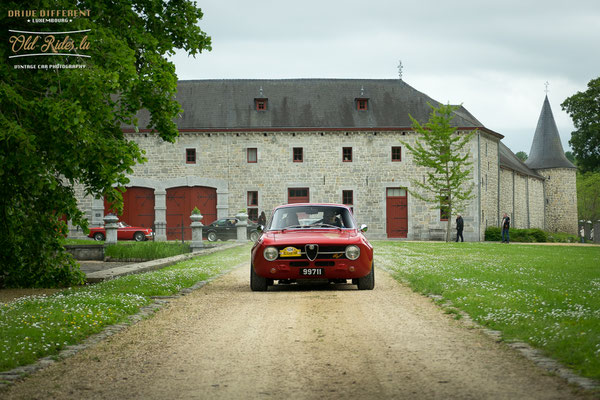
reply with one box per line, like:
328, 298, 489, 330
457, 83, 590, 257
378, 264, 600, 392
0, 257, 248, 389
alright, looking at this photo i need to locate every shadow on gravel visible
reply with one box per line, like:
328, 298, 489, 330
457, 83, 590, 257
267, 281, 361, 292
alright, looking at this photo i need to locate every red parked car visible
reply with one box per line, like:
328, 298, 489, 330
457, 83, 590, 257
250, 203, 374, 291
88, 221, 154, 242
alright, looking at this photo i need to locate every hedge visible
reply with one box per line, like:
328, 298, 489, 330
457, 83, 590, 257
483, 227, 577, 243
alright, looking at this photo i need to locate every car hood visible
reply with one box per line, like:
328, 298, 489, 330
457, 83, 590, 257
262, 229, 361, 246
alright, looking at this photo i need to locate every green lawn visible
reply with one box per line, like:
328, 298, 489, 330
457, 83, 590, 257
104, 241, 191, 260
374, 241, 600, 380
0, 244, 251, 373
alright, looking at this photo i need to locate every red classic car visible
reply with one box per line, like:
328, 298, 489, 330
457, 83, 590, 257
88, 222, 154, 242
250, 203, 374, 291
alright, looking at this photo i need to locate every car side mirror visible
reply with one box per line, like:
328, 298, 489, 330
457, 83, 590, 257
257, 225, 264, 233
360, 224, 368, 233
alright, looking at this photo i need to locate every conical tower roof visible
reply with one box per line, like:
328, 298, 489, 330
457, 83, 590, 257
525, 96, 576, 169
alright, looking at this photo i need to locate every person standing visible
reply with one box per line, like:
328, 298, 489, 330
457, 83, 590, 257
501, 213, 510, 243
257, 211, 266, 227
455, 214, 464, 242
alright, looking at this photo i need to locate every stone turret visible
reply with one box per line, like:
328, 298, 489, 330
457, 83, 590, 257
525, 96, 577, 234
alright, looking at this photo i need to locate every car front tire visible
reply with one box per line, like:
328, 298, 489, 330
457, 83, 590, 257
134, 232, 145, 242
357, 261, 375, 290
93, 232, 105, 241
250, 264, 268, 291
207, 231, 218, 242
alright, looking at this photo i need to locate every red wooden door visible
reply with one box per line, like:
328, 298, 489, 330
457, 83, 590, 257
386, 188, 408, 238
166, 186, 217, 240
104, 187, 155, 228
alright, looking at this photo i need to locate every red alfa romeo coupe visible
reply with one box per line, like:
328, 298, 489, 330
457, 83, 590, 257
250, 203, 374, 291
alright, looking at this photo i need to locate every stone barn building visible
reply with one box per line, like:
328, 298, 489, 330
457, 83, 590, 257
73, 79, 577, 241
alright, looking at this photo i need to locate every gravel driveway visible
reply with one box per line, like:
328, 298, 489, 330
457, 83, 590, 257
2, 265, 592, 399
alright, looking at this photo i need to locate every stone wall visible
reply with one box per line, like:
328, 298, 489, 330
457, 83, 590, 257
69, 128, 570, 241
114, 130, 481, 240
535, 168, 578, 234
513, 173, 528, 229
479, 133, 500, 234
498, 169, 545, 230
528, 178, 545, 229
499, 168, 513, 226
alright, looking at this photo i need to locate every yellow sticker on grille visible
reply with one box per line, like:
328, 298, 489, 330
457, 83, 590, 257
279, 247, 301, 257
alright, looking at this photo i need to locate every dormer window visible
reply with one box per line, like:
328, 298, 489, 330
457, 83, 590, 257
255, 98, 268, 111
356, 98, 368, 111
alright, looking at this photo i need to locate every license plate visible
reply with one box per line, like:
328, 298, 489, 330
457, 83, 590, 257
300, 268, 324, 276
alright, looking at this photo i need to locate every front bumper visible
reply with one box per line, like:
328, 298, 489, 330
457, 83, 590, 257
252, 252, 372, 280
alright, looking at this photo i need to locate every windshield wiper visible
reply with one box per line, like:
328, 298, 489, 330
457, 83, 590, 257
312, 224, 342, 229
281, 225, 305, 232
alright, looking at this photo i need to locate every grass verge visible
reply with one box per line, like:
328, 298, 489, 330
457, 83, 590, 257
0, 244, 251, 372
104, 241, 191, 260
374, 241, 600, 380
63, 239, 98, 245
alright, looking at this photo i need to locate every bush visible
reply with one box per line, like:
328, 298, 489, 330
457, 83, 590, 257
547, 232, 579, 243
1, 214, 85, 288
484, 227, 501, 241
485, 227, 547, 243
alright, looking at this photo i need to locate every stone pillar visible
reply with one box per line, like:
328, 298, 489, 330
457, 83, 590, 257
92, 197, 105, 226
190, 212, 204, 252
217, 189, 229, 219
154, 190, 167, 242
236, 212, 248, 241
103, 214, 119, 244
584, 221, 592, 242
593, 221, 599, 244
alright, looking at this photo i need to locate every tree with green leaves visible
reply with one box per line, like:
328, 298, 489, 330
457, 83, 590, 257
403, 103, 475, 242
0, 0, 211, 287
577, 172, 600, 222
515, 151, 528, 162
561, 77, 600, 173
565, 151, 576, 164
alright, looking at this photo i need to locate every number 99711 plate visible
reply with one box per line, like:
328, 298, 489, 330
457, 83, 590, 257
300, 268, 324, 276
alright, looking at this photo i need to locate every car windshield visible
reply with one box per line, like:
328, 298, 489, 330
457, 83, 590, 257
268, 205, 355, 230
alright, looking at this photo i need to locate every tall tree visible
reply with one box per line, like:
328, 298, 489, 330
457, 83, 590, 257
0, 0, 211, 287
515, 151, 528, 162
561, 77, 600, 173
403, 103, 475, 242
577, 172, 600, 222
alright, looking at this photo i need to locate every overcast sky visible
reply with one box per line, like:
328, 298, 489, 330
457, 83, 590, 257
169, 0, 600, 154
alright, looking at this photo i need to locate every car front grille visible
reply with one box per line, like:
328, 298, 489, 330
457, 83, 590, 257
276, 245, 347, 260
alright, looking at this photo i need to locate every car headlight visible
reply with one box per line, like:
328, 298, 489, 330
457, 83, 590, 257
263, 246, 278, 261
345, 245, 360, 260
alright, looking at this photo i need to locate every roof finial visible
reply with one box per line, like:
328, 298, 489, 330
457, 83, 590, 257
544, 81, 549, 95
397, 60, 403, 80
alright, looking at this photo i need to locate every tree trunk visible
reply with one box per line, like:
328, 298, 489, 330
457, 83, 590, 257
446, 215, 452, 242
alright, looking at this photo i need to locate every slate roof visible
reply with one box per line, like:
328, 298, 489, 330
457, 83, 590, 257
499, 142, 544, 179
127, 79, 496, 132
525, 96, 576, 169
